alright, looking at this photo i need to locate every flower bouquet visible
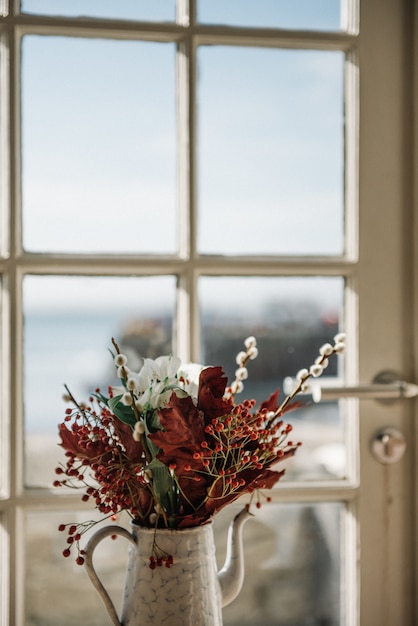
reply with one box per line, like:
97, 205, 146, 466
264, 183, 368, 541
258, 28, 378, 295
55, 333, 346, 566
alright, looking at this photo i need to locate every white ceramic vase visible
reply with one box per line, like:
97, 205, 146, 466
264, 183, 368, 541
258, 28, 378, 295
85, 521, 224, 626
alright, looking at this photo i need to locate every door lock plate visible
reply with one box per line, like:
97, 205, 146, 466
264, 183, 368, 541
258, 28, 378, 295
370, 427, 407, 464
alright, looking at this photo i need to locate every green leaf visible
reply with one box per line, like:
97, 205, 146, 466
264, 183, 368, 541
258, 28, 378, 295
146, 459, 179, 516
144, 408, 161, 433
142, 410, 162, 458
93, 391, 110, 406
108, 395, 137, 428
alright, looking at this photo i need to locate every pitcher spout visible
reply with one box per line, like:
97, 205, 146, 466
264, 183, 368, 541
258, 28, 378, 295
217, 505, 253, 607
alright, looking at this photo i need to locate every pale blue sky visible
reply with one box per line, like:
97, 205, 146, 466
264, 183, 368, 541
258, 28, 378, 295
22, 0, 341, 31
21, 37, 344, 256
20, 2, 345, 310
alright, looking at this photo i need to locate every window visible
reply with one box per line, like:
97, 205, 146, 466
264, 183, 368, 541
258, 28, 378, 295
1, 1, 416, 624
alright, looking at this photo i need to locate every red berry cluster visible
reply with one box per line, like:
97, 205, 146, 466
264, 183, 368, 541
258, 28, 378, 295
58, 522, 87, 565
55, 398, 156, 563
174, 399, 301, 504
149, 553, 174, 569
148, 535, 174, 569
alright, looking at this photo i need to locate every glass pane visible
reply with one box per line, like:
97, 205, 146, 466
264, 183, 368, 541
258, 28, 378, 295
198, 0, 343, 31
26, 502, 343, 625
23, 275, 176, 487
215, 501, 344, 626
197, 47, 344, 256
199, 276, 345, 480
21, 0, 175, 21
25, 511, 130, 626
21, 36, 177, 254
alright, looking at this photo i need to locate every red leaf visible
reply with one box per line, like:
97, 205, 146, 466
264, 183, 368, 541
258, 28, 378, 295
149, 394, 206, 473
259, 390, 280, 412
177, 467, 287, 527
58, 423, 81, 456
197, 367, 232, 420
58, 423, 109, 461
259, 390, 304, 417
112, 418, 144, 463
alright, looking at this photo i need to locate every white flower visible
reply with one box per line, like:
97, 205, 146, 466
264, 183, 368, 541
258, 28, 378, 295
334, 342, 346, 354
296, 368, 309, 382
132, 430, 141, 442
136, 361, 153, 392
134, 397, 146, 411
247, 346, 259, 360
244, 336, 257, 348
315, 355, 329, 368
153, 355, 182, 382
126, 355, 183, 411
319, 343, 333, 356
148, 380, 174, 408
122, 392, 133, 406
236, 351, 247, 366
334, 332, 346, 343
134, 420, 145, 435
310, 364, 324, 378
117, 365, 126, 379
177, 362, 205, 399
230, 380, 244, 394
114, 353, 127, 366
127, 374, 139, 391
235, 367, 248, 381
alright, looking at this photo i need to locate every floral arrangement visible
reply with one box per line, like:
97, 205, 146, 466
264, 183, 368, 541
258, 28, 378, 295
55, 333, 346, 566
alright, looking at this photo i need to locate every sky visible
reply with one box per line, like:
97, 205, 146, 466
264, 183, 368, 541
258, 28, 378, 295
21, 31, 344, 259
22, 0, 341, 30
17, 1, 346, 316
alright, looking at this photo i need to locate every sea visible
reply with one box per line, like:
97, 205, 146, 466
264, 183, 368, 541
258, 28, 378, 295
24, 311, 129, 434
24, 311, 344, 486
24, 310, 341, 434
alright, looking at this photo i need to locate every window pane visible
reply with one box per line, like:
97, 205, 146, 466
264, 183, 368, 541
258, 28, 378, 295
198, 0, 343, 31
198, 47, 344, 256
22, 36, 177, 254
216, 501, 344, 625
21, 0, 175, 21
199, 276, 345, 480
23, 275, 176, 487
25, 511, 130, 626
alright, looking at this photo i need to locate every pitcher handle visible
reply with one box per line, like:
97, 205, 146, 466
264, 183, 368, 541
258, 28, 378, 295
84, 525, 135, 626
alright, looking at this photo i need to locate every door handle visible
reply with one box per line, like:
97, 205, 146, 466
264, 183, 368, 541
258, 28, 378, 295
284, 370, 418, 403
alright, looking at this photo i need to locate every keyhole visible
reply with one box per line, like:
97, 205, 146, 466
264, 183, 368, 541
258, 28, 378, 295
370, 427, 407, 464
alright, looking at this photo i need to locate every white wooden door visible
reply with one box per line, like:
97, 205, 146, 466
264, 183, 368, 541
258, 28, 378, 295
0, 1, 417, 625
356, 0, 416, 622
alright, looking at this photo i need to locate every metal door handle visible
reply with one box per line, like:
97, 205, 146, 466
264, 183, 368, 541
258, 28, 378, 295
284, 370, 418, 403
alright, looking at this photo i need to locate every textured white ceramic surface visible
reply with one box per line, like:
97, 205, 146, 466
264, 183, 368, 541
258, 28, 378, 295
85, 508, 252, 626
122, 523, 223, 626
85, 522, 223, 626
